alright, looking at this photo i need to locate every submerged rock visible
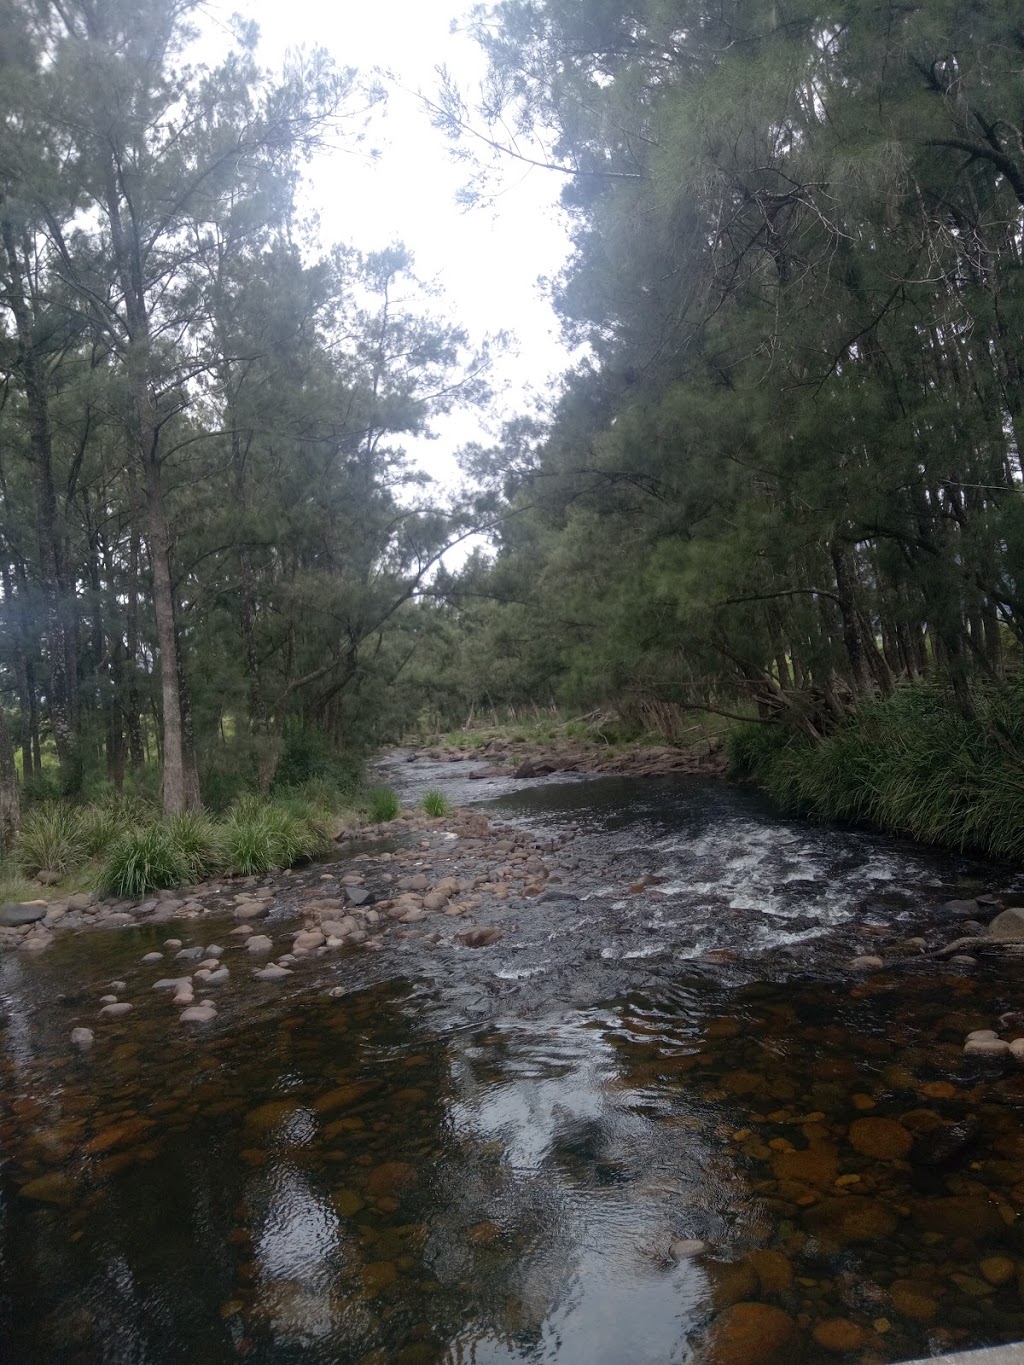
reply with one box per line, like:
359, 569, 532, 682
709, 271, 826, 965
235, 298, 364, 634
70, 1027, 94, 1048
254, 964, 291, 982
98, 1002, 132, 1018
704, 1302, 801, 1365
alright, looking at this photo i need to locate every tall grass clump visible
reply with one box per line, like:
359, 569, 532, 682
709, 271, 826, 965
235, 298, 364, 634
223, 797, 328, 876
366, 785, 400, 823
17, 803, 87, 876
102, 824, 190, 897
420, 788, 451, 818
727, 681, 1024, 860
166, 811, 226, 881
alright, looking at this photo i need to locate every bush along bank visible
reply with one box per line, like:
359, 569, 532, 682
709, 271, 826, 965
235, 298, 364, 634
726, 681, 1024, 861
0, 780, 408, 910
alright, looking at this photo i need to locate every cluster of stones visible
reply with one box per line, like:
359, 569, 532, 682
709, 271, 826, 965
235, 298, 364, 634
0, 885, 211, 953
846, 896, 1020, 974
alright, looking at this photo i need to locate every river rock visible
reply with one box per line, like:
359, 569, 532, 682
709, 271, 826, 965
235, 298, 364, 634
669, 1238, 707, 1261
70, 1027, 94, 1048
704, 1302, 801, 1365
142, 951, 163, 963
293, 929, 325, 953
254, 965, 292, 982
246, 935, 273, 953
848, 1117, 913, 1159
987, 907, 1024, 939
152, 976, 191, 990
910, 1195, 1004, 1239
205, 967, 230, 985
66, 893, 94, 912
423, 892, 448, 912
803, 1196, 899, 1247
964, 1037, 1010, 1057
98, 1002, 133, 1018
847, 954, 884, 971
345, 886, 373, 906
172, 989, 194, 1006
174, 946, 204, 961
322, 917, 358, 938
205, 944, 225, 957
456, 926, 503, 948
180, 1004, 217, 1023
812, 1318, 866, 1352
233, 902, 267, 920
942, 899, 980, 916
163, 938, 182, 948
0, 902, 47, 927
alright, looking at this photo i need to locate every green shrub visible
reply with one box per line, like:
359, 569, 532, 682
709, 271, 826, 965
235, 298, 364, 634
223, 798, 328, 876
420, 788, 451, 818
366, 785, 400, 822
102, 824, 190, 898
166, 811, 225, 881
20, 769, 62, 804
17, 804, 87, 876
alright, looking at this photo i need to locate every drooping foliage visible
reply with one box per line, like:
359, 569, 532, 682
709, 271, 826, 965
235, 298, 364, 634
436, 0, 1024, 740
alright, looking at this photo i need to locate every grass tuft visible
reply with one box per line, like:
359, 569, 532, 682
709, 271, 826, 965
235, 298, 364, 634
366, 786, 400, 822
17, 804, 87, 877
102, 824, 189, 898
420, 788, 451, 818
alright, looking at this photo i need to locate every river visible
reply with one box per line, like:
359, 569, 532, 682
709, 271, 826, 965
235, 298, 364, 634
3, 759, 1024, 1363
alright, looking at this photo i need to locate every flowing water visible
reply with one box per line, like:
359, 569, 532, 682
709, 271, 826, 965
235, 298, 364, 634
4, 765, 1024, 1364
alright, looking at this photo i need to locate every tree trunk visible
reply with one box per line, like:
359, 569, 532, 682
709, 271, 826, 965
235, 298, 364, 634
0, 706, 20, 857
0, 215, 77, 785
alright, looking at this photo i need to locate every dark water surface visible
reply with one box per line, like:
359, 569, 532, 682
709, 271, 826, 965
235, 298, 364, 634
4, 770, 1024, 1364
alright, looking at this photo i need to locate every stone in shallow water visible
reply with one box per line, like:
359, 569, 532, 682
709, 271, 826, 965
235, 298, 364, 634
772, 1139, 838, 1187
669, 1238, 706, 1261
964, 1037, 1010, 1057
987, 907, 1024, 939
910, 1195, 1004, 1240
703, 1302, 801, 1365
70, 1027, 94, 1048
847, 954, 884, 971
142, 951, 163, 963
180, 1005, 217, 1024
812, 1318, 866, 1352
253, 964, 291, 982
363, 1160, 416, 1199
746, 1249, 793, 1293
847, 1117, 913, 1159
205, 967, 230, 985
245, 935, 273, 953
803, 1196, 898, 1248
98, 1002, 132, 1018
888, 1279, 938, 1321
19, 1173, 74, 1206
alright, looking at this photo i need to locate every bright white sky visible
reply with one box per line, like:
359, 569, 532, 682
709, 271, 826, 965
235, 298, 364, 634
205, 0, 575, 489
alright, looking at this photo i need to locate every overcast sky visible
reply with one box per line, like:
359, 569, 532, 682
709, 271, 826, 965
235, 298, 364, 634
204, 0, 574, 487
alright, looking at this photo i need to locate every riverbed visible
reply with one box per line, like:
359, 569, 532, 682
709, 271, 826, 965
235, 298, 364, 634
3, 758, 1024, 1363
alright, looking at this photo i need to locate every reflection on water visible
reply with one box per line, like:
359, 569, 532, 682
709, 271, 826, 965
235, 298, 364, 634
4, 774, 1024, 1363
6, 963, 1024, 1363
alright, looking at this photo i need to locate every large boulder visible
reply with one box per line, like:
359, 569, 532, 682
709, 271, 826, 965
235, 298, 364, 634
0, 902, 47, 927
988, 907, 1024, 940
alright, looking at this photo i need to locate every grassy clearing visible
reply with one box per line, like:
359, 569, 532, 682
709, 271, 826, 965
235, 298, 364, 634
726, 681, 1024, 860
